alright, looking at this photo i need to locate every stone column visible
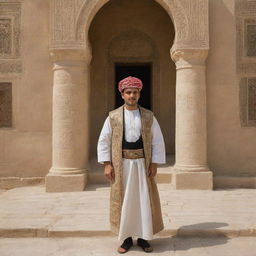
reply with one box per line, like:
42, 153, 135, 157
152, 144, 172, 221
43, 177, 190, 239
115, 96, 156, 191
46, 49, 91, 192
170, 49, 213, 189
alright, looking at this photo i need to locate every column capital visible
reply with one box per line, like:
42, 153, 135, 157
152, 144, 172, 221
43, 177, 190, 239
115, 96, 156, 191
170, 48, 209, 69
49, 48, 92, 64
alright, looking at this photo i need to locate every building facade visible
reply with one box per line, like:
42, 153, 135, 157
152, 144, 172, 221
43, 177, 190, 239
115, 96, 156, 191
0, 0, 255, 191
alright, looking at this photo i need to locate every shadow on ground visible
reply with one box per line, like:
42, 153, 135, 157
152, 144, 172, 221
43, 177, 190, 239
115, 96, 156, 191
150, 222, 230, 253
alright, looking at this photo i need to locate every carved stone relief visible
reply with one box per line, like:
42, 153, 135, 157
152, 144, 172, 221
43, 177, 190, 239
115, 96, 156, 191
0, 18, 12, 56
0, 60, 22, 73
239, 77, 256, 127
236, 0, 256, 74
236, 0, 256, 17
51, 0, 85, 44
0, 82, 12, 127
173, 0, 209, 49
236, 1, 256, 126
248, 78, 256, 122
246, 22, 256, 57
50, 0, 209, 51
108, 30, 155, 59
0, 2, 21, 75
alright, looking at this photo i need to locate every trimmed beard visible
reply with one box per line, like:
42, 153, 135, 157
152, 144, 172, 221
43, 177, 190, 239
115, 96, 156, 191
125, 100, 138, 107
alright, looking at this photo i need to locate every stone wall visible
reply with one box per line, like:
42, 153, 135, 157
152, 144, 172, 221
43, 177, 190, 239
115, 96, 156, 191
0, 0, 52, 182
0, 0, 255, 188
207, 0, 256, 177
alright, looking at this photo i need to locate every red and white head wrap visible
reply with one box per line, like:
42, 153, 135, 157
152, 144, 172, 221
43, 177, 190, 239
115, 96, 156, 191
118, 76, 143, 93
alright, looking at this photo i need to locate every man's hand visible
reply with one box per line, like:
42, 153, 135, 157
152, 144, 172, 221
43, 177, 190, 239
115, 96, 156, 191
104, 162, 115, 182
148, 163, 157, 177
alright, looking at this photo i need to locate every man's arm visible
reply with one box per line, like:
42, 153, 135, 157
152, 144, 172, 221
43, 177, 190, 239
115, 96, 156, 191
97, 117, 115, 182
97, 116, 112, 164
151, 116, 166, 164
148, 116, 166, 177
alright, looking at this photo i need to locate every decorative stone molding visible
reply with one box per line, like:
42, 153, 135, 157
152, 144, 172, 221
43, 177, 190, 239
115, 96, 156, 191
0, 1, 21, 75
236, 0, 256, 127
49, 48, 92, 63
236, 0, 256, 74
50, 0, 103, 49
170, 48, 209, 69
236, 0, 256, 17
50, 0, 209, 51
0, 60, 22, 73
164, 0, 209, 51
50, 0, 84, 46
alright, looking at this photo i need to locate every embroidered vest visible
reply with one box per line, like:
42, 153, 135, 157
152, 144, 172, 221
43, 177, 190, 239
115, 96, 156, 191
108, 104, 154, 232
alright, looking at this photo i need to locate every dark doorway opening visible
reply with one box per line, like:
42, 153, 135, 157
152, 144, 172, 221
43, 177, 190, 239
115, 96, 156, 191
115, 63, 151, 109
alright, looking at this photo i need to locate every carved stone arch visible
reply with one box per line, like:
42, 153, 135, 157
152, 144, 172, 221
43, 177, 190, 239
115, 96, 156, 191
153, 0, 189, 47
47, 0, 212, 192
50, 0, 209, 52
75, 0, 189, 51
75, 0, 109, 43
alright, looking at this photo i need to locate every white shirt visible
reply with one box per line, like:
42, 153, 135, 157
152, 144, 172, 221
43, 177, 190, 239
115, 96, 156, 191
124, 108, 141, 142
97, 108, 166, 164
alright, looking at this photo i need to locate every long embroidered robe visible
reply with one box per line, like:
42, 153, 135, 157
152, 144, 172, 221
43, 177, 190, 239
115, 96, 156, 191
97, 104, 165, 238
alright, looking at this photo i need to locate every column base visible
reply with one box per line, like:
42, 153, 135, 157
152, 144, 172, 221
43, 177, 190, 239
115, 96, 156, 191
45, 171, 88, 192
172, 165, 213, 190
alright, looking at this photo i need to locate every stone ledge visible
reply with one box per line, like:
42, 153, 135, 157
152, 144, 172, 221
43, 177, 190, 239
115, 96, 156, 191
214, 176, 256, 189
1, 227, 255, 238
0, 177, 45, 190
2, 175, 256, 189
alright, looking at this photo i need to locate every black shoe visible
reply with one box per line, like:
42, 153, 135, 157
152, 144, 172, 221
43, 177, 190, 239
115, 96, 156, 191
117, 237, 133, 254
137, 238, 153, 253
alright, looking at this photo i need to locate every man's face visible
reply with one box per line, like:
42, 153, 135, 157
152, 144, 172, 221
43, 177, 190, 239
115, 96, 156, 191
121, 88, 140, 106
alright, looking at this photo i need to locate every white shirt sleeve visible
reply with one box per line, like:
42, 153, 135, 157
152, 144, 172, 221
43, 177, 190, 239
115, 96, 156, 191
151, 116, 166, 164
97, 116, 112, 164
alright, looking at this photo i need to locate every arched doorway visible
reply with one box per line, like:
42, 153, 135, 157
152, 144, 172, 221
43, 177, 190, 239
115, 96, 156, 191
88, 0, 176, 167
46, 0, 212, 192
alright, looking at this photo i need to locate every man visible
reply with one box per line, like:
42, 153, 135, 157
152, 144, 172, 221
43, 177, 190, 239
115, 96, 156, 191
97, 76, 165, 253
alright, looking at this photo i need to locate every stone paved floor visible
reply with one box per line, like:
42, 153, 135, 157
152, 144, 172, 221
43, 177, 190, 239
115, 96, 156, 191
0, 184, 255, 237
0, 236, 256, 256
